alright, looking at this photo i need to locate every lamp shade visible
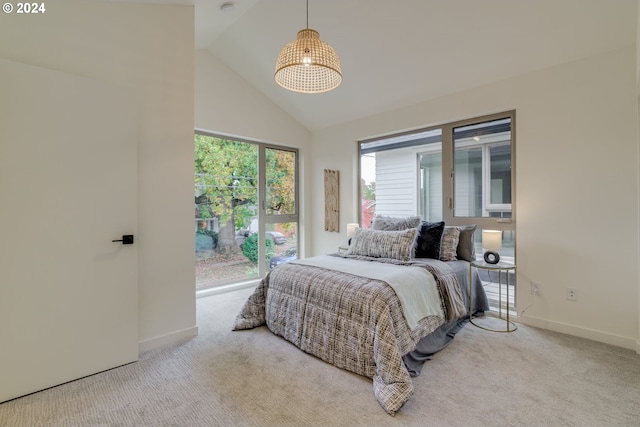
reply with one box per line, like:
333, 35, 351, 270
275, 29, 342, 94
346, 223, 359, 238
482, 230, 502, 251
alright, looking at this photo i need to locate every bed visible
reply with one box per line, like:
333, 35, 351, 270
233, 217, 490, 415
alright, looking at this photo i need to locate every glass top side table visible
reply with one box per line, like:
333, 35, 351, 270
469, 260, 517, 332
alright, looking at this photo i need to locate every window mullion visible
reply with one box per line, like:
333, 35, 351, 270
482, 144, 490, 217
442, 124, 454, 223
257, 145, 267, 277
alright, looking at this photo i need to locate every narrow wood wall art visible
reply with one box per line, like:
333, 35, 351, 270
324, 169, 339, 232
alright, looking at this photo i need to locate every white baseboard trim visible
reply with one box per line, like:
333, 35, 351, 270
138, 325, 199, 355
137, 281, 260, 355
516, 316, 638, 352
196, 279, 260, 298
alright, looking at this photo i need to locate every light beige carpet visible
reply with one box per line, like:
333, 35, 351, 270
1, 286, 639, 427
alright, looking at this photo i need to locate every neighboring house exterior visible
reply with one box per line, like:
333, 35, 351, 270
368, 127, 512, 222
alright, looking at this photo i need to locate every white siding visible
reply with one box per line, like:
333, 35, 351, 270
375, 149, 417, 217
454, 155, 476, 217
428, 167, 443, 221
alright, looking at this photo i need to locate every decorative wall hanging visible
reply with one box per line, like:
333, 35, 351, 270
324, 169, 339, 232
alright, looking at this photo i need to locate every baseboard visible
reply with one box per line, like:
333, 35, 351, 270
516, 316, 638, 352
196, 279, 260, 298
137, 282, 258, 354
138, 325, 199, 355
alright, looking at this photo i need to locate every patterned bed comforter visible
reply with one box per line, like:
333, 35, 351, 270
233, 255, 466, 415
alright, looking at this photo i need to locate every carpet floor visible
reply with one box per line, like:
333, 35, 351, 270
1, 286, 639, 427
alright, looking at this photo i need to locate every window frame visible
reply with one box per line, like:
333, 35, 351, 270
195, 130, 300, 285
446, 112, 515, 230
358, 110, 516, 246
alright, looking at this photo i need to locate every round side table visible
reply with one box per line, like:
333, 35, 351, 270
469, 260, 517, 332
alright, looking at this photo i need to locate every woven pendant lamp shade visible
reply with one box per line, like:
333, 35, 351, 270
275, 29, 342, 94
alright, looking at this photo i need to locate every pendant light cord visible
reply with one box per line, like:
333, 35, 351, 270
306, 0, 309, 29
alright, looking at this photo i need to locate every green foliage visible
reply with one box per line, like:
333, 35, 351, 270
194, 134, 297, 240
265, 148, 296, 215
241, 232, 274, 265
195, 229, 218, 251
198, 229, 218, 245
361, 178, 376, 201
195, 134, 259, 228
245, 265, 258, 277
198, 205, 211, 220
234, 204, 255, 230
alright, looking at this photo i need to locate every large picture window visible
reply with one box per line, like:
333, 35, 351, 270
359, 112, 515, 261
195, 132, 298, 291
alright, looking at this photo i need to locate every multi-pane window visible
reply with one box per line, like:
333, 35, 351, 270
195, 133, 299, 291
359, 112, 515, 260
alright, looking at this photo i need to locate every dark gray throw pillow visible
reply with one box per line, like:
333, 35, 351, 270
455, 224, 477, 262
414, 221, 445, 259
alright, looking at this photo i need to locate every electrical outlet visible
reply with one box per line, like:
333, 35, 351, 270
531, 281, 541, 296
567, 288, 578, 301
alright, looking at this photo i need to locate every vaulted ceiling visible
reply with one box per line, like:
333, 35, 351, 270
114, 0, 638, 131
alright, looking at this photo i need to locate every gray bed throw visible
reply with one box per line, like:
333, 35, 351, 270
233, 256, 467, 415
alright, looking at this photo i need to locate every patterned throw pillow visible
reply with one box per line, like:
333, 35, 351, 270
414, 221, 445, 259
440, 227, 461, 261
347, 227, 418, 262
371, 215, 421, 231
455, 224, 477, 262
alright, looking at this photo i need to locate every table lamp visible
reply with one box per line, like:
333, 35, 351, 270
482, 229, 502, 264
346, 223, 359, 245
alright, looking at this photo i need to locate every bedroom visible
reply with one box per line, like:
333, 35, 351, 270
0, 0, 638, 422
194, 0, 639, 351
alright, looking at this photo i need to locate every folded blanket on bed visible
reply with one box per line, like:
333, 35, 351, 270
338, 254, 467, 323
408, 258, 468, 322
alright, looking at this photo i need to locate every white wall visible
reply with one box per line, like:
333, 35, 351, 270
194, 49, 312, 261
637, 0, 640, 353
311, 47, 639, 351
0, 0, 197, 352
195, 50, 310, 148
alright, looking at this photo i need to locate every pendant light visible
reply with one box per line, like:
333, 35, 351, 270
274, 0, 342, 93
